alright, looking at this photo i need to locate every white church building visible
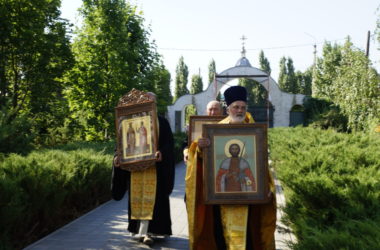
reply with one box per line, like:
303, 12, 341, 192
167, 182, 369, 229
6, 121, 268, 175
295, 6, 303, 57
166, 53, 306, 132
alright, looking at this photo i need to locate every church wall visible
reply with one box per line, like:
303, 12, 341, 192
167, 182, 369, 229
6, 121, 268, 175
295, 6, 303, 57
167, 63, 306, 131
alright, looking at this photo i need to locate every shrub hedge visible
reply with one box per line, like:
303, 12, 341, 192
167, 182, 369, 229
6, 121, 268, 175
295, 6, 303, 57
1, 132, 185, 249
4, 127, 378, 249
0, 141, 114, 249
269, 127, 380, 249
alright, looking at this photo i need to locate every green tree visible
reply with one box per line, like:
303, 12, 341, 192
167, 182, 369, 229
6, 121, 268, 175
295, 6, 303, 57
313, 42, 342, 99
149, 63, 172, 115
0, 0, 74, 148
238, 78, 267, 106
64, 0, 159, 140
310, 38, 379, 131
332, 40, 379, 131
208, 59, 216, 85
174, 56, 189, 101
286, 57, 298, 93
278, 56, 298, 93
278, 57, 287, 91
185, 104, 197, 125
296, 67, 313, 96
190, 74, 203, 94
258, 50, 271, 75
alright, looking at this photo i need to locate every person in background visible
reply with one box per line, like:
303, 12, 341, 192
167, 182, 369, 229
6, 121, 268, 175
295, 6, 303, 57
182, 100, 223, 163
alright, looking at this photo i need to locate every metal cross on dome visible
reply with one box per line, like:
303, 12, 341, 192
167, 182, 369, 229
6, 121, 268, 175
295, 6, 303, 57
240, 35, 247, 57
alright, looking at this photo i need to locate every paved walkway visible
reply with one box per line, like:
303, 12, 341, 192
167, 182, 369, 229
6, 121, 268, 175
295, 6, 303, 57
25, 162, 294, 250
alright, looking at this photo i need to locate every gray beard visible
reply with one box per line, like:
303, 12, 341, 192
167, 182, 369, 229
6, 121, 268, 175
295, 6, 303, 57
230, 114, 245, 123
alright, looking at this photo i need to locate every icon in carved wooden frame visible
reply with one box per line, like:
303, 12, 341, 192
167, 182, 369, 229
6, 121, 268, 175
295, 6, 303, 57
115, 89, 158, 171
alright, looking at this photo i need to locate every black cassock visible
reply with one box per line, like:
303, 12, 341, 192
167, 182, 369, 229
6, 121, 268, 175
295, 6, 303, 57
111, 115, 175, 235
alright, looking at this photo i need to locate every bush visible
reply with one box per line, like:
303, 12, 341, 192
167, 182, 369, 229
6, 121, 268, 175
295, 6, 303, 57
173, 131, 187, 163
303, 97, 348, 132
269, 127, 380, 249
0, 108, 34, 155
0, 141, 114, 249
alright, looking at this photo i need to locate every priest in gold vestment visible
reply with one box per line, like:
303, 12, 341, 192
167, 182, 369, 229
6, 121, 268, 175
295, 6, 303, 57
185, 86, 276, 250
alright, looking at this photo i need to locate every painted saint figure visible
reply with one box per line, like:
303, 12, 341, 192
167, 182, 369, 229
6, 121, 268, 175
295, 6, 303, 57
138, 121, 148, 154
126, 123, 136, 155
216, 143, 256, 192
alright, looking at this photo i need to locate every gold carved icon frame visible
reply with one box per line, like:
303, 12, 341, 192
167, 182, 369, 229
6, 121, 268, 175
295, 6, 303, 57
115, 89, 158, 171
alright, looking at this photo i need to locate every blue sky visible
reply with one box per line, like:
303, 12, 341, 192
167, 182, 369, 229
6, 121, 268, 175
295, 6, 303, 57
61, 0, 380, 91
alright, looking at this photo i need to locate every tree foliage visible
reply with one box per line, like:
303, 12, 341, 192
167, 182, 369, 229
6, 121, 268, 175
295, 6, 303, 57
259, 50, 271, 75
238, 78, 267, 106
332, 40, 379, 131
0, 0, 74, 149
208, 59, 216, 85
190, 74, 203, 94
148, 64, 172, 115
64, 0, 160, 140
303, 97, 348, 132
185, 104, 197, 125
313, 42, 342, 99
313, 39, 380, 131
296, 67, 313, 96
286, 58, 297, 93
278, 57, 287, 91
278, 57, 298, 93
174, 56, 189, 101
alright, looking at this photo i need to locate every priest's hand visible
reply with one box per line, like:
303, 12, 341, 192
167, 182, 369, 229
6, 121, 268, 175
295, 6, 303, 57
183, 150, 189, 163
113, 155, 120, 168
198, 137, 210, 148
156, 150, 162, 162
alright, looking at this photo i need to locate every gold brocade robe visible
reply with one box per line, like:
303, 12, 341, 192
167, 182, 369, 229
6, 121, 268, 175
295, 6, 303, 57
185, 112, 276, 250
130, 118, 160, 220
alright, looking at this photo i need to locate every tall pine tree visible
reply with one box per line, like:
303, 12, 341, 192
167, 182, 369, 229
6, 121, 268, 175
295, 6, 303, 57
208, 59, 216, 85
278, 57, 287, 91
286, 58, 298, 93
259, 50, 271, 75
147, 63, 172, 115
278, 57, 298, 93
296, 68, 312, 96
190, 74, 203, 94
174, 56, 189, 101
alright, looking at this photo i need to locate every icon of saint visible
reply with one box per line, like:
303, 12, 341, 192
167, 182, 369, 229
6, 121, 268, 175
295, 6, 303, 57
216, 143, 256, 192
126, 123, 136, 155
138, 121, 148, 153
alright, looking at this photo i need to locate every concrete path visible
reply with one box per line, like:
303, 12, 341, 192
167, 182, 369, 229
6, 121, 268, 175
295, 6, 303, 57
24, 162, 294, 250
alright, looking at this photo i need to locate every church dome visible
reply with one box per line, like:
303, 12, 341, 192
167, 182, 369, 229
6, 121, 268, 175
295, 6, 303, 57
235, 57, 252, 67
